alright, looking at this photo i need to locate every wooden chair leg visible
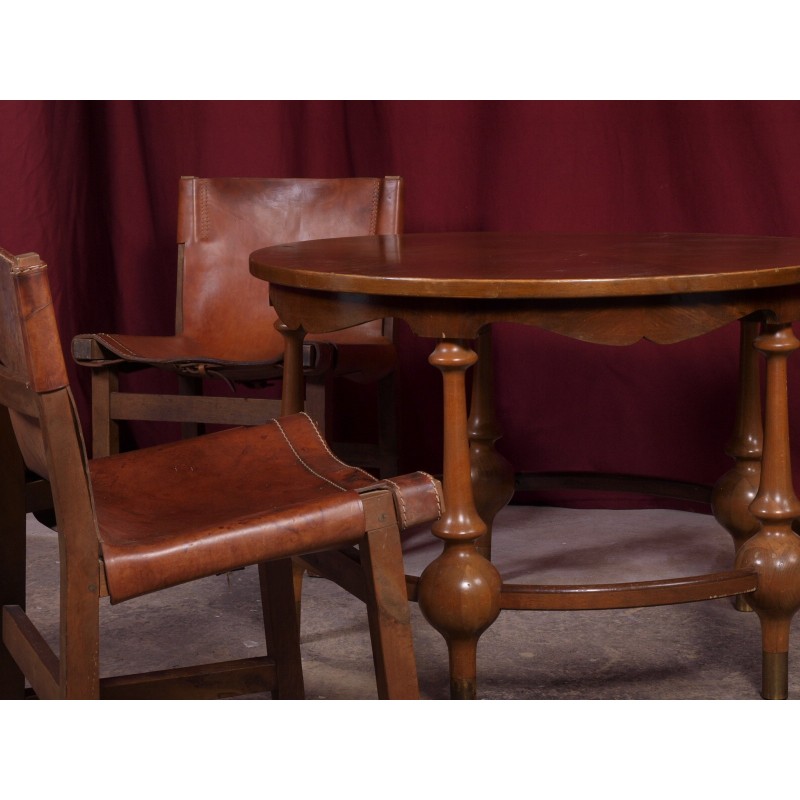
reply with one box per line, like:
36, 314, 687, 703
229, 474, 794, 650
259, 559, 305, 699
58, 579, 101, 699
91, 366, 119, 457
0, 408, 27, 699
292, 557, 306, 625
178, 374, 205, 440
360, 493, 419, 699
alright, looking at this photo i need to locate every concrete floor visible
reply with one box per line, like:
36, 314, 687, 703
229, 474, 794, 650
21, 504, 798, 700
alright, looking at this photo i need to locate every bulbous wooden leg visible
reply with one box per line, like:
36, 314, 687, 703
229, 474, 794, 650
736, 323, 800, 699
711, 319, 762, 612
418, 542, 502, 698
469, 327, 516, 560
418, 340, 502, 699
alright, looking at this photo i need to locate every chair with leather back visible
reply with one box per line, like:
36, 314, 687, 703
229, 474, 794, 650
71, 176, 401, 475
0, 247, 442, 699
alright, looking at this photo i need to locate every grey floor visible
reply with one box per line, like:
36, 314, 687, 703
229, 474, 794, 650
23, 504, 798, 700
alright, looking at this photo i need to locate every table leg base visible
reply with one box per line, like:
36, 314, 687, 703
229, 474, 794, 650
448, 638, 479, 700
734, 595, 754, 612
762, 652, 789, 700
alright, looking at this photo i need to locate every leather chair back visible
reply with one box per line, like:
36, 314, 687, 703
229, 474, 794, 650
175, 177, 403, 362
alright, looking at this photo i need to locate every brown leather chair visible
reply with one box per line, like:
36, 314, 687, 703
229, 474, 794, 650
71, 176, 401, 475
0, 248, 442, 699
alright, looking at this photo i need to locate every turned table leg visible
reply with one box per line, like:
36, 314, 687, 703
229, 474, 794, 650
418, 340, 502, 699
469, 327, 516, 560
277, 321, 306, 416
711, 318, 763, 612
736, 322, 800, 699
276, 321, 308, 623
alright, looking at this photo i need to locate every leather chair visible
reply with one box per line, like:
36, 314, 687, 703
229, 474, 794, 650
0, 248, 442, 699
71, 176, 401, 475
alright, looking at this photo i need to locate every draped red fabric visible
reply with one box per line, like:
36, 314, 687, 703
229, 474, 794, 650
3, 100, 800, 508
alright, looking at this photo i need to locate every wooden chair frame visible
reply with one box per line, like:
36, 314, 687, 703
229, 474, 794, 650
0, 249, 435, 699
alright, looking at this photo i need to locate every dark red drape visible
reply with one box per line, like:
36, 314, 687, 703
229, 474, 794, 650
3, 100, 800, 508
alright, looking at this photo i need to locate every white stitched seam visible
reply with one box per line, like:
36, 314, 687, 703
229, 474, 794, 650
93, 334, 148, 359
11, 264, 46, 275
381, 478, 408, 527
369, 179, 379, 234
420, 471, 443, 517
199, 180, 210, 240
297, 411, 376, 483
273, 416, 350, 492
383, 472, 443, 527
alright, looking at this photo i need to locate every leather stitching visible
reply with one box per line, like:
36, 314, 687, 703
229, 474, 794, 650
295, 411, 376, 482
383, 472, 442, 527
273, 414, 363, 492
420, 471, 443, 517
381, 478, 408, 527
11, 264, 46, 275
92, 334, 146, 359
199, 180, 210, 241
369, 179, 379, 234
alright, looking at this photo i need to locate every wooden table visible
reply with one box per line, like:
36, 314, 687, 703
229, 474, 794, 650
251, 231, 800, 700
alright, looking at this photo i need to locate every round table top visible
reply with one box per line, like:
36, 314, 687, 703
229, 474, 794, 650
250, 231, 800, 299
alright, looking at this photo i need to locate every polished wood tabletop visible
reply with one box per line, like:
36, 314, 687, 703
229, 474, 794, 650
251, 232, 800, 700
252, 231, 800, 298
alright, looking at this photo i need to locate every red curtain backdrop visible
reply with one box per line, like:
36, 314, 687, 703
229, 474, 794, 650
3, 100, 800, 507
